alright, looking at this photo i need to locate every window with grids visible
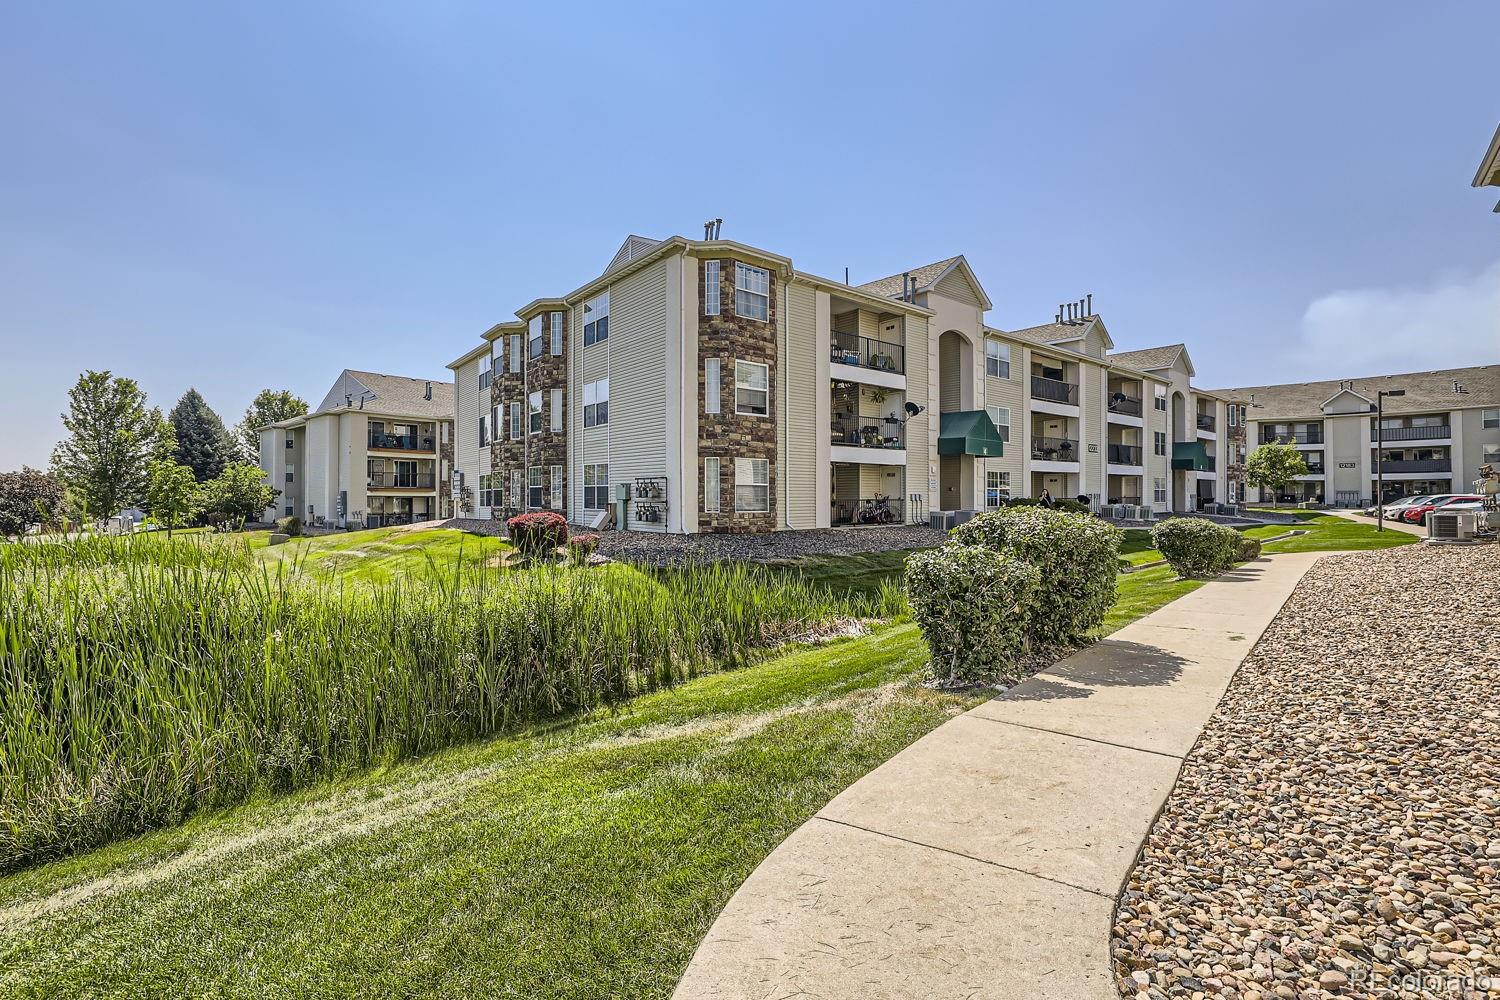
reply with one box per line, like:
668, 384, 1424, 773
583, 464, 610, 509
986, 470, 1010, 508
735, 457, 769, 512
550, 389, 562, 432
985, 406, 1010, 441
734, 262, 769, 321
705, 358, 721, 414
583, 292, 609, 346
735, 360, 769, 416
1484, 408, 1499, 429
985, 340, 1010, 379
550, 312, 563, 355
704, 260, 721, 316
583, 379, 609, 427
509, 402, 522, 439
479, 360, 492, 391
509, 335, 522, 374
704, 457, 721, 512
528, 391, 542, 434
1154, 431, 1166, 456
1154, 384, 1168, 411
1153, 478, 1167, 504
528, 467, 544, 509
549, 465, 563, 509
528, 316, 544, 359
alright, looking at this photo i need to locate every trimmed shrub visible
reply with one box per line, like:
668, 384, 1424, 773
274, 516, 302, 537
1151, 518, 1240, 578
506, 511, 568, 561
950, 506, 1122, 644
566, 533, 601, 566
1237, 535, 1262, 562
906, 544, 1040, 684
1055, 498, 1091, 515
996, 496, 1090, 516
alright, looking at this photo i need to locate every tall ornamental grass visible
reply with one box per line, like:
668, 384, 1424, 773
0, 537, 873, 869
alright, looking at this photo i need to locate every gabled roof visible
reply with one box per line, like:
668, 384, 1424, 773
604, 235, 664, 275
1004, 314, 1114, 352
1209, 364, 1500, 420
1320, 386, 1376, 410
858, 255, 993, 310
1107, 344, 1189, 374
312, 369, 453, 421
1474, 123, 1500, 188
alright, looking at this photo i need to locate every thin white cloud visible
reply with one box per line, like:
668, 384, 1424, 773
1298, 261, 1500, 375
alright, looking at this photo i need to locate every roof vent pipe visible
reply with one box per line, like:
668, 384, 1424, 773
424, 381, 432, 401
901, 272, 911, 302
714, 218, 723, 240
703, 220, 713, 240
1085, 293, 1092, 316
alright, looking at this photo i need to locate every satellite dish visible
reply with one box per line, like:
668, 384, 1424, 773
904, 401, 924, 417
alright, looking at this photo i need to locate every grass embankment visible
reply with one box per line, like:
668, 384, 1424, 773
250, 525, 513, 583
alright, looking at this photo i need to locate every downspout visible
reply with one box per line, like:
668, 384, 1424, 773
780, 274, 790, 529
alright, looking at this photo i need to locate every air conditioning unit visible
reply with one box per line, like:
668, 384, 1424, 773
1136, 506, 1156, 522
1111, 504, 1128, 519
929, 511, 955, 531
1428, 511, 1478, 543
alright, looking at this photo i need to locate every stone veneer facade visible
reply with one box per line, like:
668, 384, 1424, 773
1225, 400, 1247, 504
439, 435, 455, 518
490, 311, 569, 518
697, 258, 778, 533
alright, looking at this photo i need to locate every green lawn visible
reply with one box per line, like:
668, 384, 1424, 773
250, 525, 512, 584
1243, 510, 1418, 553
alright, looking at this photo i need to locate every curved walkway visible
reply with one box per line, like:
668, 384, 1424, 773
1329, 508, 1428, 536
673, 552, 1323, 1000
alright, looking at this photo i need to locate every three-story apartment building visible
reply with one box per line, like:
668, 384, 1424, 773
1214, 365, 1500, 506
258, 370, 455, 528
447, 232, 1235, 534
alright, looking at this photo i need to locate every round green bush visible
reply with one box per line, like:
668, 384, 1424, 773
949, 506, 1122, 644
905, 543, 1040, 684
1237, 535, 1262, 562
1151, 518, 1240, 578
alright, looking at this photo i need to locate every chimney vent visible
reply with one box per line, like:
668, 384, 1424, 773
1453, 380, 1469, 394
424, 381, 432, 401
901, 272, 911, 302
1085, 293, 1092, 316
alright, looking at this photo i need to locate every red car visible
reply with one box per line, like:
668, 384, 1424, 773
1402, 494, 1482, 525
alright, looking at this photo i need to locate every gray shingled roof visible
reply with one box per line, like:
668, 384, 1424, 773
337, 370, 454, 420
1003, 321, 1092, 347
604, 235, 663, 275
857, 256, 963, 299
1208, 364, 1499, 419
1106, 344, 1186, 372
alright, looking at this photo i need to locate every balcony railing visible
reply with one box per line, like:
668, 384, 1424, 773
1376, 458, 1452, 473
1107, 393, 1142, 416
831, 496, 907, 527
369, 432, 436, 451
1373, 424, 1451, 442
1263, 429, 1323, 444
1107, 443, 1143, 465
1302, 465, 1326, 476
365, 512, 435, 528
1031, 436, 1080, 462
1031, 375, 1078, 405
831, 332, 904, 375
368, 472, 436, 489
1106, 495, 1143, 507
1196, 412, 1216, 432
831, 416, 904, 450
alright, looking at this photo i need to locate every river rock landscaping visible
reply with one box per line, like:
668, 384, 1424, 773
1113, 543, 1500, 999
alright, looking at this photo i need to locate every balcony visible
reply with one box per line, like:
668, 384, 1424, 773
364, 512, 436, 528
369, 432, 436, 451
831, 496, 907, 527
1373, 424, 1450, 442
368, 472, 436, 489
1031, 375, 1079, 405
1377, 458, 1452, 473
1107, 393, 1142, 417
1106, 495, 1143, 507
1196, 412, 1216, 432
830, 332, 904, 375
1262, 428, 1323, 445
1031, 436, 1080, 463
831, 416, 904, 451
1107, 443, 1143, 465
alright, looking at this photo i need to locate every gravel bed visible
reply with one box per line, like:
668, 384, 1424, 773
594, 525, 945, 566
1113, 543, 1500, 999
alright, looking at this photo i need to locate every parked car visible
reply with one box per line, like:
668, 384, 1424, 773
1364, 494, 1431, 517
1402, 495, 1481, 525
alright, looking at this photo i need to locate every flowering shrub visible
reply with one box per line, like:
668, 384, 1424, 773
506, 511, 568, 561
566, 533, 601, 566
1151, 518, 1240, 578
905, 544, 1040, 684
950, 506, 1121, 644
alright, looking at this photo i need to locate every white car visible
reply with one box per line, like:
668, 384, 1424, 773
1364, 495, 1430, 518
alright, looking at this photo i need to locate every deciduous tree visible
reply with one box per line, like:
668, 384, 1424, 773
235, 389, 309, 462
50, 371, 172, 518
1245, 440, 1310, 507
199, 463, 278, 527
146, 460, 200, 535
0, 467, 67, 539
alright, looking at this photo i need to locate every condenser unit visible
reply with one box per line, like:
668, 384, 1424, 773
1427, 511, 1478, 543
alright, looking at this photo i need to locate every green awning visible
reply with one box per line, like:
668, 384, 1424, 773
937, 410, 1004, 458
1171, 440, 1214, 471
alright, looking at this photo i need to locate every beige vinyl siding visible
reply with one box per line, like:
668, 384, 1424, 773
781, 280, 819, 528
856, 308, 880, 341
904, 314, 932, 517
938, 334, 962, 414
1145, 378, 1170, 509
982, 334, 1025, 487
453, 355, 489, 516
932, 269, 982, 308
1082, 363, 1105, 502
607, 259, 670, 530
258, 429, 281, 518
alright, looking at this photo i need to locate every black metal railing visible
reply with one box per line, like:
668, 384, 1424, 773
831, 416, 904, 449
1376, 458, 1452, 473
1107, 443, 1143, 465
1031, 375, 1078, 404
1302, 465, 1326, 476
368, 472, 435, 489
1031, 436, 1080, 461
1373, 424, 1451, 442
832, 496, 907, 527
368, 432, 436, 451
831, 332, 904, 375
1196, 412, 1216, 431
1107, 393, 1142, 416
364, 512, 435, 528
1262, 428, 1323, 444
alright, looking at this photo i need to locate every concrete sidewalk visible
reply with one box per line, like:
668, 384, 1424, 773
1330, 508, 1428, 537
673, 552, 1323, 1000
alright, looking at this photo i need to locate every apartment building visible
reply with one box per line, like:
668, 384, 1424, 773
446, 232, 1235, 534
258, 370, 455, 528
1212, 365, 1500, 506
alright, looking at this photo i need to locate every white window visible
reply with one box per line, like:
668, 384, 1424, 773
985, 340, 1011, 379
1227, 480, 1238, 503
705, 358, 721, 414
528, 391, 542, 435
550, 389, 563, 432
704, 457, 721, 512
1484, 408, 1499, 429
510, 469, 523, 509
528, 467, 544, 509
735, 360, 769, 416
985, 406, 1011, 442
1154, 384, 1168, 411
550, 312, 563, 356
583, 379, 609, 427
479, 360, 492, 391
734, 262, 769, 321
985, 470, 1010, 508
509, 334, 522, 374
1228, 405, 1238, 427
478, 415, 488, 447
509, 401, 522, 439
1154, 431, 1167, 456
1153, 478, 1167, 504
704, 260, 721, 316
528, 315, 544, 359
583, 292, 609, 346
734, 457, 768, 512
583, 463, 610, 509
550, 465, 563, 509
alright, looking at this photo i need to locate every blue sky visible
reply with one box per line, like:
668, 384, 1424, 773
2, 2, 1497, 469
